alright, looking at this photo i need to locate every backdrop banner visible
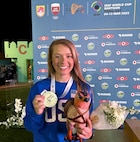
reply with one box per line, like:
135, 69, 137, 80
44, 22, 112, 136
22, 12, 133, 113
31, 0, 140, 119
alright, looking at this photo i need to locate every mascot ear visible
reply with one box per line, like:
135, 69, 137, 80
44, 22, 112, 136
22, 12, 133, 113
64, 98, 74, 117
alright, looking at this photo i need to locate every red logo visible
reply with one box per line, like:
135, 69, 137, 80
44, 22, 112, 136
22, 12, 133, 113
116, 76, 128, 81
103, 34, 114, 39
100, 68, 111, 73
135, 50, 140, 54
84, 60, 95, 65
118, 41, 129, 46
133, 85, 140, 89
39, 36, 49, 41
99, 100, 109, 104
38, 69, 48, 73
51, 3, 60, 16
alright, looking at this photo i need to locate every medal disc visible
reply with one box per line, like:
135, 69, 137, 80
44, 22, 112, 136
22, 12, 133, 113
41, 90, 58, 107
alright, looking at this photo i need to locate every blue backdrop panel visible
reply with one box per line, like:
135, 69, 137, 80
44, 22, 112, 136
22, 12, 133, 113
31, 0, 140, 119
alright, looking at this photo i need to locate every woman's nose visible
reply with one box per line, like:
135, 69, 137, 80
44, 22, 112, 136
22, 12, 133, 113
61, 56, 66, 63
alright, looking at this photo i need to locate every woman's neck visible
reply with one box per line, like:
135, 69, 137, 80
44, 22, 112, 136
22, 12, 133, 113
55, 74, 71, 82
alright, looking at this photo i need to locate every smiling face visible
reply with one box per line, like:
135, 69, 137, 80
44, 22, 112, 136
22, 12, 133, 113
52, 44, 74, 81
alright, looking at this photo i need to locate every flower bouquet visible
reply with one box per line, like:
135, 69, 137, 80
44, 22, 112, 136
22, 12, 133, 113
90, 101, 140, 130
0, 98, 26, 129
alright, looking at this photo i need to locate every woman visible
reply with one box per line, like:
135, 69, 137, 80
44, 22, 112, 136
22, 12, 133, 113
24, 39, 94, 142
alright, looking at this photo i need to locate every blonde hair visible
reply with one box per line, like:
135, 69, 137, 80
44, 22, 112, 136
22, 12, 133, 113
47, 39, 88, 91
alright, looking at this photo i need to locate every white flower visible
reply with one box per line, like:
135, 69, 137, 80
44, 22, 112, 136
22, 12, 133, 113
91, 101, 140, 130
14, 98, 22, 113
21, 106, 26, 118
0, 98, 26, 129
102, 101, 139, 127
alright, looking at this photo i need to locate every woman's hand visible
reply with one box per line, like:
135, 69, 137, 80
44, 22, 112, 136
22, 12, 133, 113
76, 118, 93, 139
33, 95, 45, 115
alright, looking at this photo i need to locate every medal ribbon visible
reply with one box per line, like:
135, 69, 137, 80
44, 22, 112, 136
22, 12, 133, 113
51, 75, 73, 98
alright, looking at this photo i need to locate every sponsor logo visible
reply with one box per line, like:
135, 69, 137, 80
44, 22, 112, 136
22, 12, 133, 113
71, 3, 84, 15
133, 99, 140, 107
72, 34, 79, 41
135, 50, 140, 54
84, 60, 95, 65
40, 51, 47, 59
97, 93, 111, 96
114, 84, 129, 88
91, 1, 103, 16
118, 41, 129, 46
85, 74, 92, 82
136, 68, 140, 75
37, 61, 48, 65
131, 92, 140, 97
133, 60, 140, 65
103, 34, 114, 39
118, 34, 133, 37
115, 68, 130, 72
98, 75, 112, 80
100, 68, 111, 73
115, 101, 127, 105
36, 5, 45, 17
38, 69, 48, 73
120, 58, 128, 66
82, 68, 96, 72
117, 91, 125, 98
51, 3, 60, 16
39, 36, 49, 41
37, 44, 49, 49
37, 75, 47, 80
52, 36, 65, 39
37, 45, 41, 49
116, 76, 128, 81
116, 50, 131, 55
133, 78, 140, 81
84, 35, 99, 40
101, 82, 109, 90
134, 42, 140, 45
84, 53, 98, 56
100, 60, 114, 64
101, 42, 116, 47
133, 85, 140, 90
75, 45, 81, 48
104, 49, 112, 57
87, 42, 95, 50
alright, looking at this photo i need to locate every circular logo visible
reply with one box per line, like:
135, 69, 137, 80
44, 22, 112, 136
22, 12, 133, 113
91, 1, 103, 12
117, 91, 125, 98
101, 82, 109, 90
136, 68, 140, 75
98, 76, 102, 80
104, 49, 111, 57
120, 58, 128, 66
72, 34, 79, 41
85, 74, 92, 82
40, 51, 47, 59
138, 33, 140, 39
87, 42, 95, 50
133, 99, 140, 107
82, 68, 87, 72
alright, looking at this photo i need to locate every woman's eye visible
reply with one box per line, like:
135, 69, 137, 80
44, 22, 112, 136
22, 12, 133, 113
67, 55, 72, 58
55, 55, 60, 58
